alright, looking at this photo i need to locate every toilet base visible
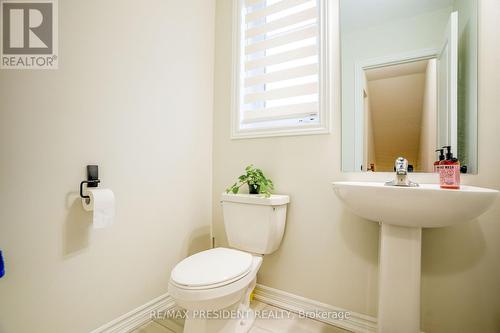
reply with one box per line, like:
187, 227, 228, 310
183, 278, 257, 333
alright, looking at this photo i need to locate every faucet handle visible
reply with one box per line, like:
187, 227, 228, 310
385, 157, 419, 187
395, 157, 408, 175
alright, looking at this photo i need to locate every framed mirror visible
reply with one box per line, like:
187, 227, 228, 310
340, 0, 478, 173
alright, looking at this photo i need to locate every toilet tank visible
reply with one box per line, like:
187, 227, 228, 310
221, 193, 289, 255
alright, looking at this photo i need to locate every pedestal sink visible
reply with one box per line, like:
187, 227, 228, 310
332, 181, 498, 333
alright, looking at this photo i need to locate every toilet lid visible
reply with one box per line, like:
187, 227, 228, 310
171, 248, 253, 288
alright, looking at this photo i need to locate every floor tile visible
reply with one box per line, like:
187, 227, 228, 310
132, 321, 174, 333
155, 317, 184, 333
249, 326, 273, 333
251, 300, 268, 311
154, 306, 185, 333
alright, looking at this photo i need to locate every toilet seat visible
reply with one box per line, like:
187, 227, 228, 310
171, 248, 253, 289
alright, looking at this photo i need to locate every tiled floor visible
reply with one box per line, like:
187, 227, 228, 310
132, 301, 351, 333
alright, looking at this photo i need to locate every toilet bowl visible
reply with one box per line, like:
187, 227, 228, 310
169, 248, 262, 333
168, 193, 289, 333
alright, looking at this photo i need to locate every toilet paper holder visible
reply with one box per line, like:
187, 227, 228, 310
80, 165, 100, 199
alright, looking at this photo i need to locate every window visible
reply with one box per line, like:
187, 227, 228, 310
232, 0, 332, 139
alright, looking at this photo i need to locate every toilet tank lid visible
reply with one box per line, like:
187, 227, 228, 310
221, 193, 290, 206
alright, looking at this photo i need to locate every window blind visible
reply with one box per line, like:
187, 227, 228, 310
241, 0, 320, 124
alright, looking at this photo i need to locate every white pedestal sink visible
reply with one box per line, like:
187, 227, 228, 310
332, 181, 498, 333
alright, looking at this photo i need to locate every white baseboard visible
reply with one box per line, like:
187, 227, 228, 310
89, 293, 176, 333
253, 284, 377, 333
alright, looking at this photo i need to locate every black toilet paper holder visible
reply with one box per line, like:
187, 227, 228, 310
80, 165, 100, 199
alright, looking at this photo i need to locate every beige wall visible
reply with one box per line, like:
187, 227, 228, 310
213, 1, 500, 332
418, 59, 438, 172
0, 1, 215, 332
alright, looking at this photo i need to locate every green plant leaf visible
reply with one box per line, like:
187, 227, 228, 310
225, 164, 274, 197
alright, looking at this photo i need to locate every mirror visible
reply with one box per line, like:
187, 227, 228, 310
340, 0, 478, 173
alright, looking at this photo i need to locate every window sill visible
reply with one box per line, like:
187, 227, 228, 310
231, 125, 330, 140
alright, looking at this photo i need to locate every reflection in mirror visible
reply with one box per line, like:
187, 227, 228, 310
340, 0, 478, 173
363, 59, 437, 172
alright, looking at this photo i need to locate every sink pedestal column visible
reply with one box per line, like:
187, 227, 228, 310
378, 224, 422, 333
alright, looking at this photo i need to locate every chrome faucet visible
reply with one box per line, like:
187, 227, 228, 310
385, 157, 419, 187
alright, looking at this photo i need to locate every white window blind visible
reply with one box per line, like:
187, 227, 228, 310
240, 0, 320, 125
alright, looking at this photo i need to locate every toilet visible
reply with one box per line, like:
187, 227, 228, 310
168, 193, 290, 333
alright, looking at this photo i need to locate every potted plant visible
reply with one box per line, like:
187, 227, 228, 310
226, 165, 274, 197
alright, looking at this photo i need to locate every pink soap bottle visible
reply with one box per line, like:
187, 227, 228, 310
439, 146, 460, 189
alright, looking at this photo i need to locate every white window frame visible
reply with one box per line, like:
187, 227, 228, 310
231, 0, 334, 139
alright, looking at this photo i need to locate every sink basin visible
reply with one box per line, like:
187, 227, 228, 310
332, 181, 498, 333
332, 181, 498, 228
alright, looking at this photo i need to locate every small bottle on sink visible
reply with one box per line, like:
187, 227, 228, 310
439, 146, 460, 189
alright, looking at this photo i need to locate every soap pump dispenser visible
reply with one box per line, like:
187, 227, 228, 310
434, 149, 445, 172
439, 146, 460, 189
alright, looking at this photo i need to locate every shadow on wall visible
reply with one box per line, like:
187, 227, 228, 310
184, 226, 212, 257
337, 206, 486, 275
61, 192, 211, 260
422, 219, 485, 275
63, 192, 92, 258
339, 209, 380, 264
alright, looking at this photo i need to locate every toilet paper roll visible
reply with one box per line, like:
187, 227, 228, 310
82, 188, 115, 229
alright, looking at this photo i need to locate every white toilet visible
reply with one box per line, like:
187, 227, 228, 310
168, 193, 290, 333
